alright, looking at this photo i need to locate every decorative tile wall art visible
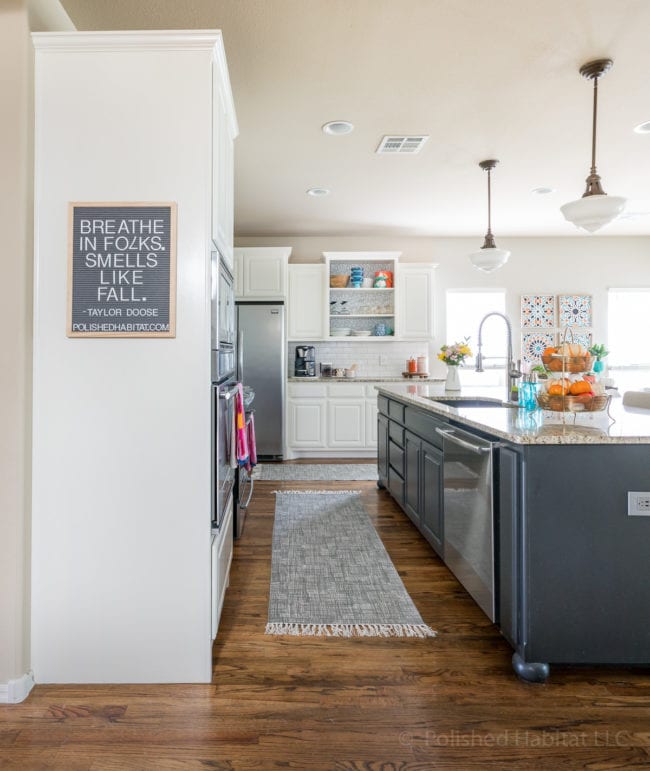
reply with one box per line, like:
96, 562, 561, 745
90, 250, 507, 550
521, 331, 556, 364
563, 329, 593, 350
520, 295, 556, 328
559, 294, 592, 327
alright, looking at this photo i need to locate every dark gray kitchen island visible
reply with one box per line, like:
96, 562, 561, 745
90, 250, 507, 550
376, 382, 650, 682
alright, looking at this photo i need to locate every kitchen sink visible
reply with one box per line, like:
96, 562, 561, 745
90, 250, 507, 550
426, 397, 514, 408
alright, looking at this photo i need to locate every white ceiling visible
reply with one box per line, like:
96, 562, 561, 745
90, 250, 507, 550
60, 0, 650, 238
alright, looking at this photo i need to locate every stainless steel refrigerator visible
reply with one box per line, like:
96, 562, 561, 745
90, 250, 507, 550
236, 302, 285, 459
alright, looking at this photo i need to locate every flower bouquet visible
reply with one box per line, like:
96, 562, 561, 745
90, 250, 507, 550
438, 338, 472, 366
438, 338, 472, 391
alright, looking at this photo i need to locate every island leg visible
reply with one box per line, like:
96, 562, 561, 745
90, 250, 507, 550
512, 653, 550, 683
377, 480, 385, 489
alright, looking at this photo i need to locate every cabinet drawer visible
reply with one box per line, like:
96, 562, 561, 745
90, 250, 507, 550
388, 400, 405, 423
388, 466, 404, 505
405, 407, 447, 449
388, 421, 404, 447
288, 383, 327, 398
327, 383, 365, 398
377, 395, 389, 416
389, 439, 404, 474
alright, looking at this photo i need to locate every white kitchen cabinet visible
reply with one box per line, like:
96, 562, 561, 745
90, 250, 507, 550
395, 263, 437, 339
234, 247, 291, 299
31, 31, 237, 685
323, 251, 400, 339
211, 497, 233, 640
288, 398, 328, 448
365, 399, 378, 447
286, 381, 381, 457
288, 264, 326, 340
211, 52, 237, 269
328, 399, 366, 448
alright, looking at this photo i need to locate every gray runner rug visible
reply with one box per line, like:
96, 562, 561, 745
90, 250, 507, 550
253, 463, 377, 481
266, 491, 436, 638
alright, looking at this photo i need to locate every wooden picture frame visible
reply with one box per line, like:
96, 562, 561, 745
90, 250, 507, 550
67, 202, 177, 338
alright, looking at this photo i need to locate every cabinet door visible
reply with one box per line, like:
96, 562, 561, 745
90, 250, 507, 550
288, 398, 327, 448
243, 253, 286, 298
377, 413, 389, 485
211, 497, 234, 640
288, 264, 326, 339
365, 399, 378, 447
421, 440, 443, 556
234, 251, 244, 298
498, 445, 520, 647
327, 400, 365, 448
212, 73, 234, 268
396, 264, 435, 339
404, 431, 421, 525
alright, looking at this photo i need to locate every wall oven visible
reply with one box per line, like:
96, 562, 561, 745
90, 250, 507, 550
212, 380, 238, 531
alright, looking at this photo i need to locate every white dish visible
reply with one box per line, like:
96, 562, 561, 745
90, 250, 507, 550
331, 329, 351, 336
352, 330, 372, 336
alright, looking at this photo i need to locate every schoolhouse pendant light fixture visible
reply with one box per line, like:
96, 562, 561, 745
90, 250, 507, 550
560, 58, 626, 233
468, 160, 510, 273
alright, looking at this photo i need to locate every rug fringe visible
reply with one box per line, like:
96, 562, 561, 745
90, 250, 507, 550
265, 622, 436, 638
273, 489, 362, 495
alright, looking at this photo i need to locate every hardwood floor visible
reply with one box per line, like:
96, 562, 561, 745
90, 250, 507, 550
2, 471, 650, 769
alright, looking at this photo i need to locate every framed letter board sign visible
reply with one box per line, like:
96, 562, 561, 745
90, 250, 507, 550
68, 202, 177, 338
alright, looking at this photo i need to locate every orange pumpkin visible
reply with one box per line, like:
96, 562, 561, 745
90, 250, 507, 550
569, 380, 592, 396
547, 378, 570, 396
543, 346, 557, 357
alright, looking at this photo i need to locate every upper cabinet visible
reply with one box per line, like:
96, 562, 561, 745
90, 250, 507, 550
395, 263, 437, 339
323, 251, 400, 339
211, 47, 238, 269
234, 247, 291, 300
288, 264, 326, 340
320, 252, 437, 340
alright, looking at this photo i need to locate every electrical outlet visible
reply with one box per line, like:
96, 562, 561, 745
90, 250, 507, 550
628, 492, 650, 516
379, 355, 387, 366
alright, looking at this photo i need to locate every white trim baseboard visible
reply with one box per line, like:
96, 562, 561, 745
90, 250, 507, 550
0, 671, 35, 704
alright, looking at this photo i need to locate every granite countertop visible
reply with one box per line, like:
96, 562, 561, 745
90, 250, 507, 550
376, 382, 650, 445
288, 376, 444, 383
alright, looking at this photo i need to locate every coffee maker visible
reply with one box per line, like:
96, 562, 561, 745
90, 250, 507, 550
294, 345, 316, 377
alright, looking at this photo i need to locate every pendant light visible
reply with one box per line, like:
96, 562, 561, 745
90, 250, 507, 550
560, 59, 626, 233
468, 159, 510, 273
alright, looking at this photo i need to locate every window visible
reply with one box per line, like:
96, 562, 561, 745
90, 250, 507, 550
608, 289, 650, 367
446, 289, 507, 368
608, 289, 650, 390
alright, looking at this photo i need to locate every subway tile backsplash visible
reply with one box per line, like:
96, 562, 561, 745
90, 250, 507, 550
289, 340, 429, 377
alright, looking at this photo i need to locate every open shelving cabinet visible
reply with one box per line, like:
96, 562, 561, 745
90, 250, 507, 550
323, 251, 400, 340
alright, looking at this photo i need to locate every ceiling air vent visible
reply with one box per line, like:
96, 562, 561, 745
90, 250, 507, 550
376, 135, 429, 154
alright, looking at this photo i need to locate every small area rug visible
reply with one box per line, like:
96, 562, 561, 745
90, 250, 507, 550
266, 491, 435, 638
253, 463, 377, 481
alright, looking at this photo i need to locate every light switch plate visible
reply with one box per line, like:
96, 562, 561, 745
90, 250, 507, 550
628, 492, 650, 516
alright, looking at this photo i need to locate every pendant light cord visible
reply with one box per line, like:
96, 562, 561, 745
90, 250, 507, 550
486, 167, 492, 236
591, 76, 599, 175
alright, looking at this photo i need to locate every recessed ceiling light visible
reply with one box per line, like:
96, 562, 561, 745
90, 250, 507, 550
633, 120, 650, 134
306, 187, 330, 197
530, 186, 556, 196
322, 120, 354, 135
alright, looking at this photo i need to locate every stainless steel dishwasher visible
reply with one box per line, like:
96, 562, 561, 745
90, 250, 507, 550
436, 425, 498, 621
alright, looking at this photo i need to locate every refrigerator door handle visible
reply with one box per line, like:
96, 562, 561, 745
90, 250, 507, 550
237, 329, 244, 382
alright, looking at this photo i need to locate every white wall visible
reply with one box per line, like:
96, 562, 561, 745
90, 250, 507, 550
0, 0, 73, 705
31, 34, 215, 683
237, 234, 650, 378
